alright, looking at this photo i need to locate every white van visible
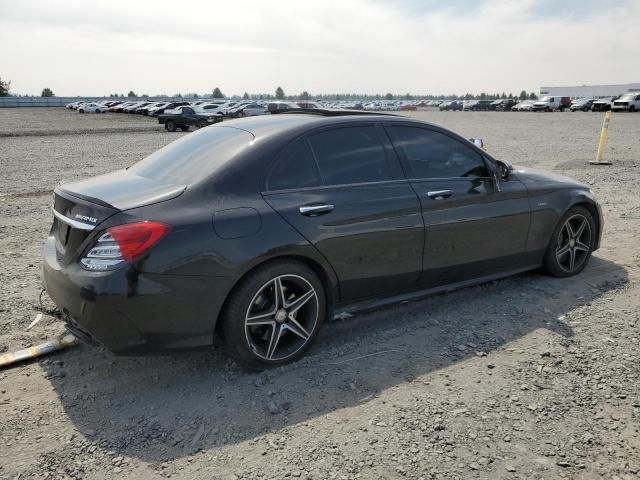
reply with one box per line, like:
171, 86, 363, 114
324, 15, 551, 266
532, 96, 571, 112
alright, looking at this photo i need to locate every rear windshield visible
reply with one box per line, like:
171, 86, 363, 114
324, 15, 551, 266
129, 126, 254, 185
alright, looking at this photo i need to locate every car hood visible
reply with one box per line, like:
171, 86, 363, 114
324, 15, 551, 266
58, 169, 186, 211
513, 166, 588, 191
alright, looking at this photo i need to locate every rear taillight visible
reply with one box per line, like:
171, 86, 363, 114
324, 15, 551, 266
80, 221, 171, 271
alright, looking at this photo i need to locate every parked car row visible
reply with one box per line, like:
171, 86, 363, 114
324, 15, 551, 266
436, 95, 640, 113
66, 99, 311, 119
65, 93, 640, 119
566, 95, 639, 112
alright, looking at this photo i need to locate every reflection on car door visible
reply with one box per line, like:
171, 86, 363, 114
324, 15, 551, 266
386, 125, 531, 288
262, 125, 424, 301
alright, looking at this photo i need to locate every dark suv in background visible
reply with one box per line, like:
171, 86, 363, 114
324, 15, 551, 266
439, 101, 463, 111
463, 100, 492, 111
490, 99, 517, 111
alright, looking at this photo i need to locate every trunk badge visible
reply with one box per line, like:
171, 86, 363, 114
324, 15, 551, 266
74, 214, 98, 224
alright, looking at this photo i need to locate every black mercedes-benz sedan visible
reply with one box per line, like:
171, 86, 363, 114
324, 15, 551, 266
42, 110, 603, 368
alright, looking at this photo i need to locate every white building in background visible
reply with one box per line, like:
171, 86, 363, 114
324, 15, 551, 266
539, 83, 640, 98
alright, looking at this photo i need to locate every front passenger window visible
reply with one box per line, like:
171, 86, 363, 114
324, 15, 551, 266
387, 126, 488, 179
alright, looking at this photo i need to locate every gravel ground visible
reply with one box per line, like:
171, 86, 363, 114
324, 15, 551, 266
0, 108, 639, 480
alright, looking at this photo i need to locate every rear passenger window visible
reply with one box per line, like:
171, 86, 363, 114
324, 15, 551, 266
387, 126, 488, 179
308, 126, 393, 185
266, 139, 322, 191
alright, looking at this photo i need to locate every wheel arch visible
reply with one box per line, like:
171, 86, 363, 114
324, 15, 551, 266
571, 200, 602, 250
214, 254, 337, 336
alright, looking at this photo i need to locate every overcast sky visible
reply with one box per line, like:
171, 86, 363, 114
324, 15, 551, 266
1, 0, 638, 97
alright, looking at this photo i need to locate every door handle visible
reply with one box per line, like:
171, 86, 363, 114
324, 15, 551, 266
427, 190, 454, 200
299, 204, 334, 216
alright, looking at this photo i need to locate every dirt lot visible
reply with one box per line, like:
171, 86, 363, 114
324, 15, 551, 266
0, 108, 639, 480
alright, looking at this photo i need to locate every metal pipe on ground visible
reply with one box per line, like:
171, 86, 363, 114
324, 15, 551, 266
0, 333, 79, 369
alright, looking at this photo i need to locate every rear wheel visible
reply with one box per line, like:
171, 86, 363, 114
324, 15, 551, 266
543, 206, 595, 277
165, 120, 176, 132
221, 260, 326, 370
197, 119, 207, 128
630, 106, 636, 112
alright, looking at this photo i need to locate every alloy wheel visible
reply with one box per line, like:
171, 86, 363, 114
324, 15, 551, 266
555, 214, 592, 273
244, 274, 319, 361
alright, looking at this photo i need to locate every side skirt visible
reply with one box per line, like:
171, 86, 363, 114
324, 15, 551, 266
332, 265, 540, 319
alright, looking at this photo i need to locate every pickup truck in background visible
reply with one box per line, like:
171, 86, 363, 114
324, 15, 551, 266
612, 93, 640, 112
158, 106, 223, 131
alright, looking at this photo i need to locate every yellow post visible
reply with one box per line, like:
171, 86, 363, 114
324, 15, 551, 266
590, 111, 612, 165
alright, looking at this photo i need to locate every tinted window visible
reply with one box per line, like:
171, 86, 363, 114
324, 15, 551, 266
266, 140, 321, 191
308, 126, 393, 185
388, 126, 488, 179
129, 126, 253, 185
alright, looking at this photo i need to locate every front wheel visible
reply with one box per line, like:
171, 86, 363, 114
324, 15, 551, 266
197, 119, 207, 128
543, 206, 596, 277
221, 260, 326, 370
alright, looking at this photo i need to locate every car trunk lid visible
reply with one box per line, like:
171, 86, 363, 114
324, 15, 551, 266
52, 170, 186, 266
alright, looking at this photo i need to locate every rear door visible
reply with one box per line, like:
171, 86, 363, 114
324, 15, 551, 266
262, 124, 424, 301
385, 124, 531, 288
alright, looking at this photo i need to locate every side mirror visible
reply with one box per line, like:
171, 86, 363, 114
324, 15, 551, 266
496, 159, 513, 181
469, 138, 485, 150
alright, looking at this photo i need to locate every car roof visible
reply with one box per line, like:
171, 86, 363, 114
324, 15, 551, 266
216, 112, 436, 140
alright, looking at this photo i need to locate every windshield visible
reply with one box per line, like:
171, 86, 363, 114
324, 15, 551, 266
129, 126, 254, 185
619, 94, 634, 100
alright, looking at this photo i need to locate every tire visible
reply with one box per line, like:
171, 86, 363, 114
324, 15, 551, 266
179, 125, 189, 131
630, 106, 636, 112
95, 109, 100, 113
543, 206, 596, 278
165, 120, 176, 132
197, 119, 207, 129
79, 109, 84, 113
221, 260, 326, 370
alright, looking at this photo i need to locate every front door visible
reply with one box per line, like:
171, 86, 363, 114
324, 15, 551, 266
262, 125, 424, 301
385, 124, 531, 288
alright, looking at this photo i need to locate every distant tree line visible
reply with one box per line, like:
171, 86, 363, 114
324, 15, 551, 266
103, 87, 539, 102
0, 77, 11, 96
0, 78, 540, 102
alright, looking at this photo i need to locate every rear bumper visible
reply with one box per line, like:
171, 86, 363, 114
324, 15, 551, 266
42, 236, 232, 354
